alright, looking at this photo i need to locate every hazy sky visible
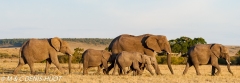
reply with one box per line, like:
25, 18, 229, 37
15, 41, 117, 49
0, 0, 239, 45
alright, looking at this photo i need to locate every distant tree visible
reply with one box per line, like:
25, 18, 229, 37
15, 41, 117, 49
105, 47, 109, 51
236, 50, 240, 55
169, 36, 207, 54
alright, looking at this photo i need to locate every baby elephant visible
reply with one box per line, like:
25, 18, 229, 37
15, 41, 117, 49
81, 49, 112, 75
112, 51, 156, 75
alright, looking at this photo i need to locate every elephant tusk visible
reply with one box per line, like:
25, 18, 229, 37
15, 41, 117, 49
226, 60, 231, 64
167, 52, 172, 55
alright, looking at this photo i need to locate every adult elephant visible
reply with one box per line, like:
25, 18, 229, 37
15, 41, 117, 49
182, 44, 233, 76
81, 49, 112, 75
108, 34, 174, 75
13, 37, 72, 75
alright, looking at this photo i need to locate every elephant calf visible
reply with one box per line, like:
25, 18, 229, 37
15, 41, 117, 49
81, 49, 112, 75
112, 51, 156, 76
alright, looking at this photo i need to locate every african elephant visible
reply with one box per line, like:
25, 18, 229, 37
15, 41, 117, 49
13, 37, 72, 75
182, 44, 233, 75
81, 49, 112, 75
112, 51, 156, 76
108, 34, 173, 75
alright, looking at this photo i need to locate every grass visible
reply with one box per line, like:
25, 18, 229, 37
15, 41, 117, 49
0, 45, 240, 83
0, 60, 240, 83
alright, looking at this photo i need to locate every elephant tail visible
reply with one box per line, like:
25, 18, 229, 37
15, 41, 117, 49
80, 50, 89, 64
18, 41, 29, 64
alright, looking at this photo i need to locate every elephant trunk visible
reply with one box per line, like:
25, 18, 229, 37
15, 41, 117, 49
227, 63, 233, 75
68, 54, 72, 74
226, 56, 233, 75
167, 53, 174, 74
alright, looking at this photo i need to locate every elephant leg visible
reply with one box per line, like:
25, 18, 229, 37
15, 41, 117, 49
133, 61, 142, 75
119, 68, 123, 75
45, 58, 52, 74
192, 57, 201, 75
121, 66, 127, 75
183, 62, 193, 75
153, 61, 162, 75
132, 69, 137, 76
13, 57, 25, 75
211, 58, 221, 75
112, 61, 119, 75
102, 61, 108, 75
83, 62, 88, 75
94, 66, 101, 75
146, 65, 154, 75
193, 64, 201, 75
107, 63, 114, 74
212, 63, 221, 75
211, 66, 216, 76
28, 62, 36, 75
127, 66, 133, 75
51, 56, 63, 73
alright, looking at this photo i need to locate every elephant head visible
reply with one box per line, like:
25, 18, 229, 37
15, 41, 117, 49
210, 44, 233, 75
102, 50, 112, 61
145, 35, 171, 53
145, 35, 173, 74
51, 37, 73, 74
140, 55, 156, 75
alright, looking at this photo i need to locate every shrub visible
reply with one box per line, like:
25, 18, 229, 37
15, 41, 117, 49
156, 56, 186, 65
0, 53, 10, 58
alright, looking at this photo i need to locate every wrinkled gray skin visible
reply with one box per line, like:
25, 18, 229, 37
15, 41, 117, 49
183, 44, 233, 76
81, 49, 112, 75
108, 34, 173, 75
13, 37, 73, 75
112, 51, 156, 76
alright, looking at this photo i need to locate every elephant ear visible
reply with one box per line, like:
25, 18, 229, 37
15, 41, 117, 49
51, 37, 62, 52
145, 36, 161, 52
134, 52, 143, 63
220, 45, 228, 53
102, 51, 111, 60
210, 44, 221, 58
220, 45, 229, 58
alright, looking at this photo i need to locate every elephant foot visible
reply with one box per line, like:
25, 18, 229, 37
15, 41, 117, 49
31, 72, 37, 75
156, 73, 163, 75
103, 69, 108, 75
196, 73, 201, 75
93, 72, 101, 75
214, 72, 220, 76
13, 71, 18, 75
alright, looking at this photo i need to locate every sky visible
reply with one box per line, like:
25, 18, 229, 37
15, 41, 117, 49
0, 0, 239, 45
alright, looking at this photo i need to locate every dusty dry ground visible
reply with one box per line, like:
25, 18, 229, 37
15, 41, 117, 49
0, 59, 240, 83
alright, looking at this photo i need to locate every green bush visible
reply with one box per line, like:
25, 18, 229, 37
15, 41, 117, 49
156, 56, 186, 65
0, 53, 10, 58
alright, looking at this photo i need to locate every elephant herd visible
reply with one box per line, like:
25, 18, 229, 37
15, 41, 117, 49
12, 34, 234, 76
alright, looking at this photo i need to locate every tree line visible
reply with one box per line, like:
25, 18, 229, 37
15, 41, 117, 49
0, 38, 113, 47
